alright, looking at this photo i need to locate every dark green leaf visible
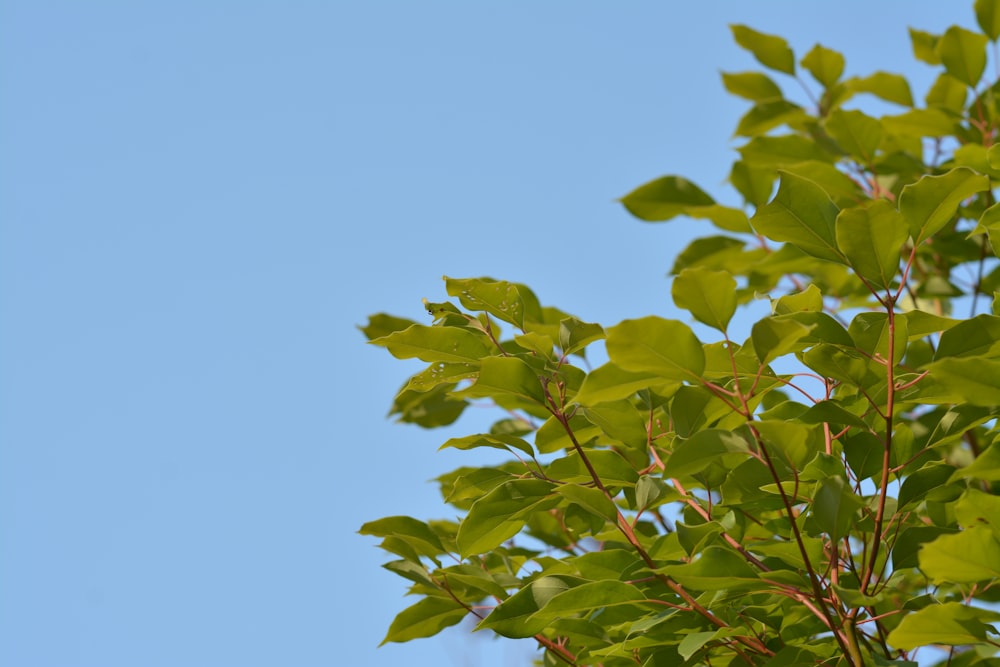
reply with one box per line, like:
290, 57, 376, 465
478, 576, 579, 638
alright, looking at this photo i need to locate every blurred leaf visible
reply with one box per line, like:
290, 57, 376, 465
620, 175, 713, 220
882, 108, 956, 138
801, 43, 845, 87
920, 524, 1000, 583
926, 72, 969, 113
936, 25, 988, 87
888, 603, 1000, 650
927, 357, 1000, 405
977, 0, 1000, 40
359, 313, 419, 340
731, 25, 796, 74
935, 314, 1000, 358
721, 71, 783, 101
910, 28, 941, 65
845, 72, 914, 107
735, 100, 807, 137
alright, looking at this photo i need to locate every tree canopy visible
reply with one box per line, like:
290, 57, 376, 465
361, 2, 1000, 665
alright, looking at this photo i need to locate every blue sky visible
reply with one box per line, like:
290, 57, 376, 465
0, 2, 968, 666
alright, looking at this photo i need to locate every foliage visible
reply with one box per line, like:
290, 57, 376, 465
361, 3, 1000, 665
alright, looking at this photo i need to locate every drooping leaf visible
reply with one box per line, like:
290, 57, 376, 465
899, 168, 990, 245
751, 171, 844, 263
671, 268, 737, 332
606, 317, 705, 381
380, 596, 469, 645
936, 25, 988, 87
735, 100, 807, 137
440, 433, 534, 457
731, 25, 796, 74
359, 313, 419, 341
801, 43, 845, 87
477, 576, 580, 638
457, 479, 556, 557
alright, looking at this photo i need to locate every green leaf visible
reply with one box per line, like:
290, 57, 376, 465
910, 28, 941, 65
457, 479, 556, 557
381, 596, 468, 645
455, 356, 546, 408
445, 276, 533, 328
936, 25, 988, 87
927, 357, 1000, 405
935, 314, 1000, 359
730, 160, 777, 207
371, 324, 493, 363
953, 443, 1000, 482
403, 362, 478, 392
619, 175, 713, 221
575, 362, 680, 406
738, 135, 833, 167
440, 433, 534, 457
548, 450, 639, 487
882, 108, 956, 138
657, 545, 761, 590
845, 72, 914, 107
801, 44, 845, 87
921, 524, 1000, 583
735, 100, 807, 137
478, 576, 579, 638
754, 420, 815, 469
360, 515, 446, 556
558, 317, 604, 357
835, 199, 907, 290
671, 268, 737, 332
731, 25, 795, 74
555, 484, 619, 522
534, 580, 647, 618
898, 462, 957, 508
773, 284, 823, 314
811, 475, 865, 542
977, 0, 1000, 40
849, 311, 907, 366
359, 313, 419, 341
752, 171, 844, 263
605, 317, 705, 381
751, 316, 814, 366
581, 400, 648, 448
899, 168, 990, 246
825, 109, 882, 163
720, 71, 783, 102
926, 73, 969, 113
888, 602, 1000, 650
390, 384, 467, 427
664, 429, 751, 479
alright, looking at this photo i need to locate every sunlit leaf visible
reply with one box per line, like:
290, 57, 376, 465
899, 168, 990, 245
731, 25, 796, 74
381, 596, 469, 645
936, 25, 988, 87
888, 602, 1000, 650
825, 109, 882, 163
801, 43, 844, 87
606, 317, 705, 381
721, 71, 783, 101
664, 429, 752, 479
845, 72, 914, 107
977, 0, 1000, 40
672, 267, 737, 332
752, 171, 844, 263
371, 324, 493, 363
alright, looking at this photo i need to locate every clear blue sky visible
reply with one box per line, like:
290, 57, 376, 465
0, 2, 968, 666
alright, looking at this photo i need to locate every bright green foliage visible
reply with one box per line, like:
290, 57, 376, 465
361, 3, 1000, 666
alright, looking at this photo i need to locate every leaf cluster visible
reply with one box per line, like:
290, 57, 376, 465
361, 3, 1000, 665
